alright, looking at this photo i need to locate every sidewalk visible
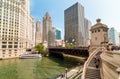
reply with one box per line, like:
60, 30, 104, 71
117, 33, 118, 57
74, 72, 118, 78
57, 66, 83, 79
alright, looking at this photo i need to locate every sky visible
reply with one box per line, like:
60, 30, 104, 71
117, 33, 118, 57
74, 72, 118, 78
30, 0, 120, 39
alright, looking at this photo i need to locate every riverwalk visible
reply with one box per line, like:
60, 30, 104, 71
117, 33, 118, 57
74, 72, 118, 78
57, 66, 83, 79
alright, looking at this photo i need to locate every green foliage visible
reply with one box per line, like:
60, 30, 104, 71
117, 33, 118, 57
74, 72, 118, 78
35, 44, 49, 56
35, 44, 45, 54
65, 43, 76, 47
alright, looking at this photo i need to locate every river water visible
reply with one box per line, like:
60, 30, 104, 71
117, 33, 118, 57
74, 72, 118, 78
0, 57, 80, 79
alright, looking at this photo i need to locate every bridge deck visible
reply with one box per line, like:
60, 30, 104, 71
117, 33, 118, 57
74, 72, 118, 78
49, 47, 89, 58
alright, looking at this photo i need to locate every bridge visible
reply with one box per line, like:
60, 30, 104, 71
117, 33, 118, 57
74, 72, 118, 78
48, 47, 89, 59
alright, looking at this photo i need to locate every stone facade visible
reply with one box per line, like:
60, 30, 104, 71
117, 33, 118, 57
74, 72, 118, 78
90, 19, 109, 46
43, 12, 55, 47
100, 51, 120, 79
0, 0, 35, 59
35, 20, 42, 45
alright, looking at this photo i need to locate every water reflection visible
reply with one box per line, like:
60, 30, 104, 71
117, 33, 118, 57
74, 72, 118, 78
0, 57, 80, 79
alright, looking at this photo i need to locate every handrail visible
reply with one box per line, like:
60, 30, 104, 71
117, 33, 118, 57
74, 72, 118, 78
81, 47, 102, 79
100, 51, 120, 79
101, 52, 120, 68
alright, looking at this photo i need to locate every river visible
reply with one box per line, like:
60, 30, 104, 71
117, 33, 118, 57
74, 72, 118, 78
0, 57, 81, 79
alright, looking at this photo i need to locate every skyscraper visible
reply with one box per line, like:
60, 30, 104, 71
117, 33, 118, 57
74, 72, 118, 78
43, 12, 52, 47
48, 27, 56, 46
108, 27, 119, 46
84, 18, 92, 46
35, 20, 42, 45
64, 2, 85, 46
0, 0, 34, 59
55, 28, 61, 40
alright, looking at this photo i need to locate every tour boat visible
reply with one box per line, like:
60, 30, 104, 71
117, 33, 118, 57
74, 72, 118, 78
19, 54, 42, 59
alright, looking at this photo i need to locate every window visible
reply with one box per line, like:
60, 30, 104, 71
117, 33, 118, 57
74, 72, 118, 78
2, 42, 7, 44
95, 30, 96, 33
14, 42, 18, 44
14, 45, 18, 48
8, 45, 12, 48
2, 50, 5, 52
92, 31, 94, 33
98, 29, 100, 32
2, 45, 6, 48
9, 42, 12, 44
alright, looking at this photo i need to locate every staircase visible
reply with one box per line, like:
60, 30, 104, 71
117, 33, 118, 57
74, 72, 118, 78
81, 48, 102, 79
85, 51, 101, 79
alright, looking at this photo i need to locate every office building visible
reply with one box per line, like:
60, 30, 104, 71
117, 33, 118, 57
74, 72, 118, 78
43, 12, 53, 47
64, 2, 85, 46
35, 20, 42, 45
0, 0, 34, 59
55, 28, 61, 40
84, 18, 92, 46
108, 27, 119, 46
48, 27, 56, 46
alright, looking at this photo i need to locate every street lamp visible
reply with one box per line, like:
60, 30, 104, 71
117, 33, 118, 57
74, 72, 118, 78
65, 68, 68, 79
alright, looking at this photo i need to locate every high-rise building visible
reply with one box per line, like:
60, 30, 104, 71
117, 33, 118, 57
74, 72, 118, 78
108, 27, 119, 46
35, 20, 42, 45
64, 2, 85, 46
84, 18, 92, 46
0, 0, 34, 59
43, 12, 52, 47
119, 33, 120, 46
55, 28, 61, 40
48, 27, 56, 47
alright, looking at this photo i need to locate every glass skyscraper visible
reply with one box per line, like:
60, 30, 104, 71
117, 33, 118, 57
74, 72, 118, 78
108, 27, 119, 46
55, 28, 61, 40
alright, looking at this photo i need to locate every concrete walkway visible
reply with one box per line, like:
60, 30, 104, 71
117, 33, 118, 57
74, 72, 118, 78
57, 66, 83, 79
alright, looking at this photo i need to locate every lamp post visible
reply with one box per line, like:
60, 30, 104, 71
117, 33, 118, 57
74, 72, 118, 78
65, 68, 68, 79
78, 63, 81, 72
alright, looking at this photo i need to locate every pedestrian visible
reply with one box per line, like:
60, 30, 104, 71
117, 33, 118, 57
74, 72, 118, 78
96, 61, 99, 68
61, 73, 64, 78
94, 56, 97, 63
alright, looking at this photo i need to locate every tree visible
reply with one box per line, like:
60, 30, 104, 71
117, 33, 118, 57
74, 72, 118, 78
35, 44, 44, 54
35, 44, 48, 56
65, 43, 76, 47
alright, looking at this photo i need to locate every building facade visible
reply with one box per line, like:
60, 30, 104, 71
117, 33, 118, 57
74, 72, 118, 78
35, 20, 42, 45
64, 2, 85, 46
55, 28, 61, 40
48, 27, 56, 47
90, 19, 109, 46
84, 18, 92, 46
43, 12, 54, 47
0, 0, 34, 59
108, 27, 119, 46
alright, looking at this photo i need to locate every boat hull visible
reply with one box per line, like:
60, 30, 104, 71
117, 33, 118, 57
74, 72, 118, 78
19, 54, 42, 59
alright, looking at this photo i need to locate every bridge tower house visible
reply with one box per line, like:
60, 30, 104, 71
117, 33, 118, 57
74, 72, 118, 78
90, 19, 109, 47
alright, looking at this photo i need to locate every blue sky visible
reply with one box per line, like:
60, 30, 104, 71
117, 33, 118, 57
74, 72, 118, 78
30, 0, 120, 39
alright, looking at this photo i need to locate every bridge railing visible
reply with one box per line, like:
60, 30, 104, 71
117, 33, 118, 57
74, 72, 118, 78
100, 51, 120, 79
81, 47, 102, 79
